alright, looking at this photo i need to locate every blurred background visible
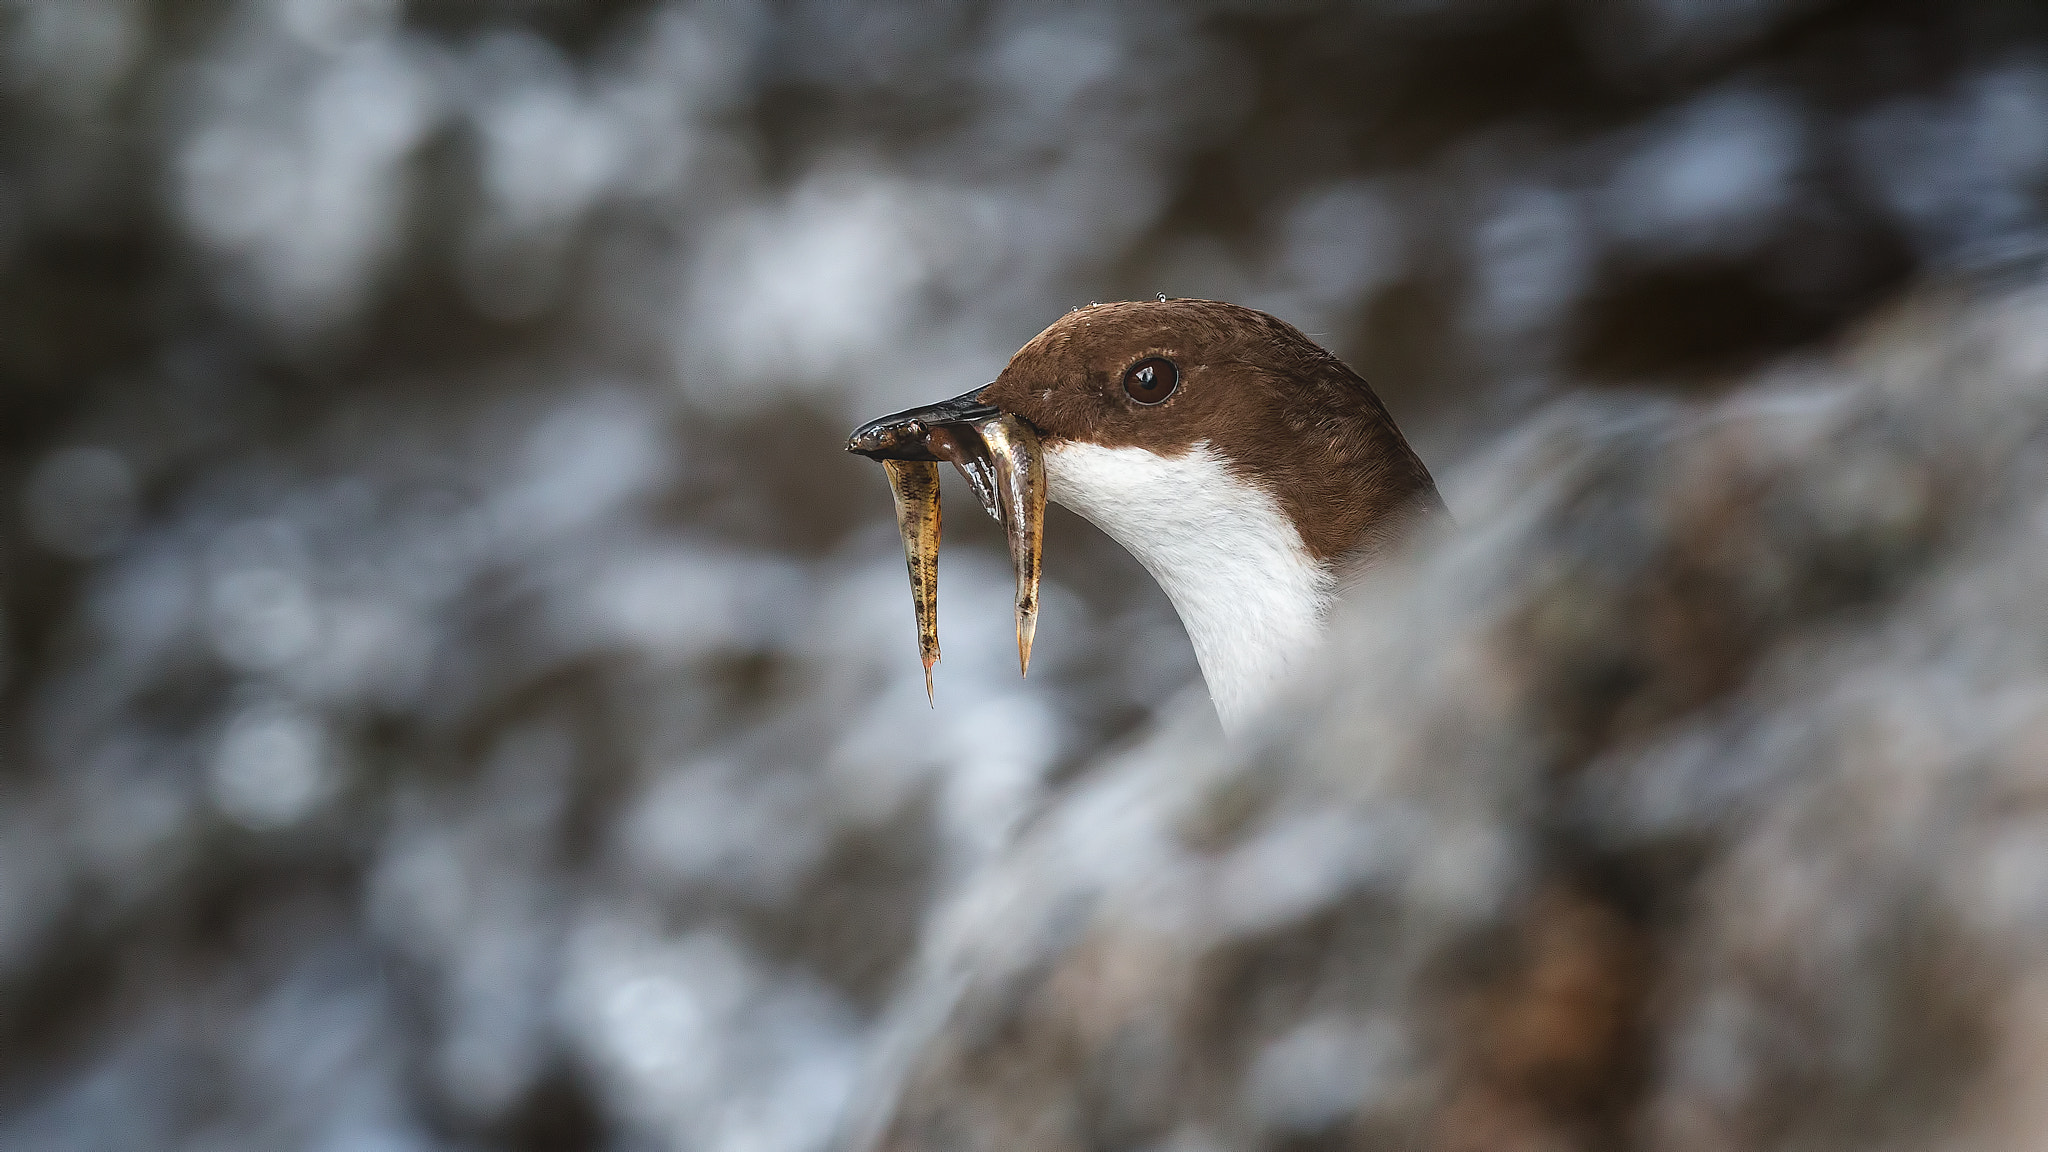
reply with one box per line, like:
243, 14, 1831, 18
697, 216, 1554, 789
3, 1, 2047, 1149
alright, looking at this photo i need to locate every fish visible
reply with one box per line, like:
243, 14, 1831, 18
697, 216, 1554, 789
880, 459, 942, 703
849, 395, 1048, 692
978, 415, 1044, 677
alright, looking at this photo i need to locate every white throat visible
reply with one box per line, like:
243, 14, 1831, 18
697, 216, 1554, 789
1043, 440, 1333, 735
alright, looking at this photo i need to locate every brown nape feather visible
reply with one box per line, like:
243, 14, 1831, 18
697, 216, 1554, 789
980, 299, 1447, 565
1224, 355, 1448, 563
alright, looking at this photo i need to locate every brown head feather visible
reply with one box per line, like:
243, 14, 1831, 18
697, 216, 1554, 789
979, 299, 1447, 563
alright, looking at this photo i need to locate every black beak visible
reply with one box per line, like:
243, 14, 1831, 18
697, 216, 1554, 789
845, 389, 1002, 460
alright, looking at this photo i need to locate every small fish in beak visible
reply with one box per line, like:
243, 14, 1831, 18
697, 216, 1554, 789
977, 415, 1044, 676
848, 390, 1047, 695
880, 459, 942, 702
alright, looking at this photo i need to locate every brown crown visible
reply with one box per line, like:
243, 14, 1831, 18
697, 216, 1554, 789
979, 299, 1447, 563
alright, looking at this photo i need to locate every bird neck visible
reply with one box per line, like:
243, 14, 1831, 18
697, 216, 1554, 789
1042, 439, 1336, 735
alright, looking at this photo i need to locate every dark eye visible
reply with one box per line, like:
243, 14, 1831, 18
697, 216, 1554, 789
1122, 357, 1178, 405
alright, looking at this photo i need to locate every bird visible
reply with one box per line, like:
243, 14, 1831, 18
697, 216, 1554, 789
849, 298, 1447, 734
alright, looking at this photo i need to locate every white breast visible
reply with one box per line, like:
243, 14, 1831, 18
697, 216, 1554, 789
1042, 440, 1333, 735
